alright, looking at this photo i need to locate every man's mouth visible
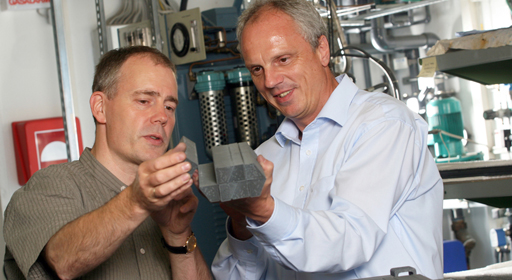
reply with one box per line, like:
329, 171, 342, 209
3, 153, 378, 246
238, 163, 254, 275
276, 90, 292, 98
145, 134, 165, 144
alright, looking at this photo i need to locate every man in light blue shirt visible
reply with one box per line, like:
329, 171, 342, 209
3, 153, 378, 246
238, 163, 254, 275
211, 0, 444, 279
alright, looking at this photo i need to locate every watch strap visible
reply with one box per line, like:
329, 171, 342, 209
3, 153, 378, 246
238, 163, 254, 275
161, 232, 195, 254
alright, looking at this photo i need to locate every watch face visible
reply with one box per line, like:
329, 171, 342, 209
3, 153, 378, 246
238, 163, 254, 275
186, 234, 197, 253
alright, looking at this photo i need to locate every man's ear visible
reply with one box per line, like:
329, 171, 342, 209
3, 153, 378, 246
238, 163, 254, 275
316, 35, 331, 67
90, 91, 107, 124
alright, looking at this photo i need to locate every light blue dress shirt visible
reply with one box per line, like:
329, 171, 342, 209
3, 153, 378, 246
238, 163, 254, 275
212, 75, 444, 280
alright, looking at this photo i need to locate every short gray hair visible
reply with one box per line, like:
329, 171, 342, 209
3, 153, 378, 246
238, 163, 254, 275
92, 46, 176, 100
236, 0, 327, 52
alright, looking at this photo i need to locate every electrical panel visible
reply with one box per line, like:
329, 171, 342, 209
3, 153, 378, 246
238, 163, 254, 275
106, 20, 152, 51
159, 8, 207, 65
117, 20, 152, 48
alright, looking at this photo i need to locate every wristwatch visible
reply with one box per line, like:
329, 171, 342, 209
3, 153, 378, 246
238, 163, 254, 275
161, 232, 197, 254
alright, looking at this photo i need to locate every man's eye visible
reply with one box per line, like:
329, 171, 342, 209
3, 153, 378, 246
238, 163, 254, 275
280, 57, 289, 63
165, 105, 175, 112
139, 100, 149, 104
252, 67, 262, 74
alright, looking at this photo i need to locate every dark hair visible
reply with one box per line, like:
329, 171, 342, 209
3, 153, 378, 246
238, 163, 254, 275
236, 0, 327, 52
92, 46, 176, 99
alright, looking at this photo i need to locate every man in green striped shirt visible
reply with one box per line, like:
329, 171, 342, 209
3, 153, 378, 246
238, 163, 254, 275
4, 46, 211, 280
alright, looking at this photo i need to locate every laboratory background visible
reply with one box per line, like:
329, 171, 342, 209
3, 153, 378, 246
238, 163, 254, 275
1, 0, 512, 279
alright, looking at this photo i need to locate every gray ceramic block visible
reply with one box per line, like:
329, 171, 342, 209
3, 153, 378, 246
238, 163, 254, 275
219, 182, 237, 202
198, 163, 220, 203
201, 142, 266, 203
230, 179, 266, 200
180, 136, 198, 176
211, 143, 245, 184
239, 142, 265, 180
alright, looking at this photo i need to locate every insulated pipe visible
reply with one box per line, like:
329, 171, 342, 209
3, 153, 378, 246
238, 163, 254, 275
370, 17, 440, 53
327, 0, 352, 73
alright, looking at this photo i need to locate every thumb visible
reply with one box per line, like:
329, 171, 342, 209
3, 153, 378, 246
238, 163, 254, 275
257, 155, 273, 179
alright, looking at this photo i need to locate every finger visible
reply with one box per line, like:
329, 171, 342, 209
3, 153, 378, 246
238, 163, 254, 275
157, 175, 193, 199
153, 150, 187, 171
145, 143, 188, 172
192, 170, 199, 187
173, 185, 194, 201
148, 161, 191, 188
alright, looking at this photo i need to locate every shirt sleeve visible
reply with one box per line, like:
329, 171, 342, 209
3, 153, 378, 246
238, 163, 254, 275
211, 218, 269, 280
246, 119, 423, 273
3, 165, 85, 277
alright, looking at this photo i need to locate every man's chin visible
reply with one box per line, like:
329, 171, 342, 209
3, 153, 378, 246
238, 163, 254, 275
139, 147, 168, 162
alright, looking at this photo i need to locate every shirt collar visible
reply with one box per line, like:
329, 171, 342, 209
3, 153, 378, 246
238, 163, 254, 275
81, 148, 127, 193
274, 74, 360, 147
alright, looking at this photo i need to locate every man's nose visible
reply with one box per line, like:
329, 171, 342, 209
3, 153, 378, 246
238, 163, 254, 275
264, 67, 283, 89
151, 106, 168, 126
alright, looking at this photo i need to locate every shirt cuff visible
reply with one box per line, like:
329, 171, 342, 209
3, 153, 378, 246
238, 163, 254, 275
246, 197, 298, 245
225, 217, 264, 262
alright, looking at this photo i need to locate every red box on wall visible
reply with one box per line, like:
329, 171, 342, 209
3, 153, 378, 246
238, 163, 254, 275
12, 117, 83, 186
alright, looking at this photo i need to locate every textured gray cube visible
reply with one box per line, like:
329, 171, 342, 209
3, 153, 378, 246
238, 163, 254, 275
211, 143, 245, 184
200, 142, 266, 203
180, 136, 198, 176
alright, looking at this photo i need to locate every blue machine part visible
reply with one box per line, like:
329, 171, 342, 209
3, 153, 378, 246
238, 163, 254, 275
194, 70, 226, 92
226, 66, 252, 84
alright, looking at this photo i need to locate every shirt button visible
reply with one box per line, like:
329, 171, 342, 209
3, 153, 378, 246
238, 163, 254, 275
120, 186, 126, 191
299, 186, 305, 191
140, 248, 146, 254
306, 150, 312, 156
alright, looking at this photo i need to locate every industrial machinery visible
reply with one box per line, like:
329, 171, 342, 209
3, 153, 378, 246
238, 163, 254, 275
426, 92, 483, 163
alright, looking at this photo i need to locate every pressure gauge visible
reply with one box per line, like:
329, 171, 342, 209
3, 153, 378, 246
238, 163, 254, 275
170, 23, 189, 57
161, 7, 206, 65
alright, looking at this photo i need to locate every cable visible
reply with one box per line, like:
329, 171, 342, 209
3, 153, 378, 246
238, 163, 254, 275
429, 129, 491, 148
333, 46, 400, 100
439, 132, 451, 158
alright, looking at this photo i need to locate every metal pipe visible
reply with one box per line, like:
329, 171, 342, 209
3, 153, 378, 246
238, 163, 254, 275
370, 17, 439, 53
339, 46, 401, 100
360, 32, 372, 89
388, 6, 433, 29
94, 0, 108, 56
50, 0, 80, 162
149, 0, 163, 51
328, 0, 352, 73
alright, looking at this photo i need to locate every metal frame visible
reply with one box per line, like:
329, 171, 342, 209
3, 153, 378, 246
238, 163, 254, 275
50, 0, 80, 162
